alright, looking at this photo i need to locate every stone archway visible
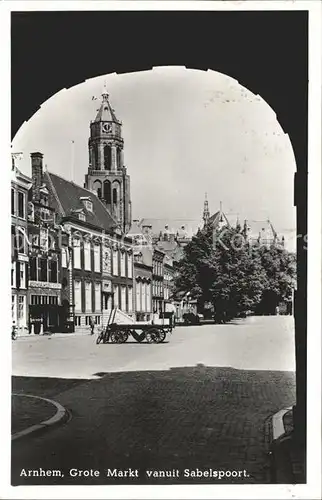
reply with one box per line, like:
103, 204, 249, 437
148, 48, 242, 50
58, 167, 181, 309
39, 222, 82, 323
11, 10, 309, 444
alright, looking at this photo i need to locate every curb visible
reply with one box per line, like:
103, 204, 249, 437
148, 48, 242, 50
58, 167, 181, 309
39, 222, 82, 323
12, 393, 69, 441
272, 407, 292, 441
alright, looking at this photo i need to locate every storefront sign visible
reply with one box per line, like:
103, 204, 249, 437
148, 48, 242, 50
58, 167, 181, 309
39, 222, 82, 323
29, 281, 62, 290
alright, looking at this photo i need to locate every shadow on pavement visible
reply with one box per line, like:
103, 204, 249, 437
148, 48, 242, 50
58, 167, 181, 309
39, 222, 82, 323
11, 364, 300, 486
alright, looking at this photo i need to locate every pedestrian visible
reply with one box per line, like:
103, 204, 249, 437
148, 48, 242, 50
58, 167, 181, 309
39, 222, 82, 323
89, 316, 95, 335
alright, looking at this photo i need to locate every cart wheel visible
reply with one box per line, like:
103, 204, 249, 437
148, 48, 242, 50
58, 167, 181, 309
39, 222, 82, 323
110, 331, 126, 344
157, 329, 166, 343
146, 328, 161, 343
96, 331, 104, 344
121, 331, 129, 343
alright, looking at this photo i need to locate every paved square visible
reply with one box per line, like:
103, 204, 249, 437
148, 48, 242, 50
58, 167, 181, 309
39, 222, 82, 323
12, 316, 296, 485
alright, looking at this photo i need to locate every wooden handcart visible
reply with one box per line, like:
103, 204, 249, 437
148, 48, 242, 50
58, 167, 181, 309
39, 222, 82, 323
96, 308, 172, 345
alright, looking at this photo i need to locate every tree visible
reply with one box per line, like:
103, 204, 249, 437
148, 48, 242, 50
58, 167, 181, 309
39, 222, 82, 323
256, 245, 296, 314
209, 226, 267, 320
174, 223, 296, 321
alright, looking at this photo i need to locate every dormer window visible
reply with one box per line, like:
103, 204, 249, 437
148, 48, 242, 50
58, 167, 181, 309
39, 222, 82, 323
80, 197, 93, 212
78, 213, 86, 222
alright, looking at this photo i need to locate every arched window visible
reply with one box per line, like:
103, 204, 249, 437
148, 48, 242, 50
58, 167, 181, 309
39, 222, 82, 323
104, 145, 111, 170
116, 148, 122, 169
93, 146, 98, 169
103, 180, 111, 204
93, 180, 102, 199
113, 187, 118, 205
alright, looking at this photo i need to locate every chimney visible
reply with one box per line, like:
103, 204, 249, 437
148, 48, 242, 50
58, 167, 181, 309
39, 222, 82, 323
31, 152, 43, 202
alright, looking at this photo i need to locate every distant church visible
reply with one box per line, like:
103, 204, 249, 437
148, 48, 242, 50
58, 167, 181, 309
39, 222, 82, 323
84, 86, 132, 234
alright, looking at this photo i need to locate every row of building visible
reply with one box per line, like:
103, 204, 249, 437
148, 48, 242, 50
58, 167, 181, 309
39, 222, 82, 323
12, 154, 186, 334
11, 88, 189, 334
11, 87, 285, 334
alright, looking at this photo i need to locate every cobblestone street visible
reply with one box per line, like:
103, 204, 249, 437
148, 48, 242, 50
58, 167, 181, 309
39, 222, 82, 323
12, 316, 296, 485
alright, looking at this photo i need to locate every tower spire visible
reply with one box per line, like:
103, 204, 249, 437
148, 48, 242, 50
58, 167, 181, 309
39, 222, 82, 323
102, 81, 109, 101
203, 192, 210, 226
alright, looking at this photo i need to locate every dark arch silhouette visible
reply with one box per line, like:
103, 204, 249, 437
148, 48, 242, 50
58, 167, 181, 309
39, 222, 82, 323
11, 10, 307, 448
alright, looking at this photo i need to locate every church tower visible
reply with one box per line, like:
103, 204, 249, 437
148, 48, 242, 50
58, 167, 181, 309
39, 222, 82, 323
84, 86, 131, 233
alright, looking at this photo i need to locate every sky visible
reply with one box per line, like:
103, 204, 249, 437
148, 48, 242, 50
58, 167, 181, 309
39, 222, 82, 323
12, 66, 297, 249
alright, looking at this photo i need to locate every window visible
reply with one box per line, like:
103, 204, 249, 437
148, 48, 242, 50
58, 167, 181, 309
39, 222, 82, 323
12, 295, 16, 321
104, 145, 111, 170
116, 148, 122, 169
120, 286, 126, 311
40, 258, 47, 282
74, 280, 82, 312
84, 240, 91, 271
85, 316, 92, 326
127, 253, 132, 279
95, 282, 101, 312
104, 180, 111, 204
85, 281, 92, 313
40, 228, 48, 252
113, 188, 118, 205
50, 236, 56, 250
73, 237, 81, 269
17, 191, 25, 219
93, 180, 102, 199
113, 285, 119, 309
78, 213, 86, 222
49, 260, 57, 283
136, 282, 141, 312
28, 202, 35, 222
18, 295, 25, 320
62, 248, 67, 268
29, 257, 37, 281
15, 228, 27, 255
40, 207, 50, 222
120, 252, 126, 277
94, 244, 100, 273
11, 262, 16, 288
80, 198, 93, 212
11, 189, 15, 215
19, 263, 26, 289
32, 234, 39, 247
141, 282, 146, 312
112, 249, 118, 276
128, 287, 133, 313
95, 316, 101, 325
146, 284, 151, 313
74, 316, 81, 327
103, 247, 111, 274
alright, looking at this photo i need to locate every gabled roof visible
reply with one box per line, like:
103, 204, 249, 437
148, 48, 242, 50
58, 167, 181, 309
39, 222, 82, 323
44, 171, 118, 231
154, 239, 185, 262
11, 165, 32, 187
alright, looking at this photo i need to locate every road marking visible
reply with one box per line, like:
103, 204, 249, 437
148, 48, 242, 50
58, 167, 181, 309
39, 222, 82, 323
11, 393, 68, 441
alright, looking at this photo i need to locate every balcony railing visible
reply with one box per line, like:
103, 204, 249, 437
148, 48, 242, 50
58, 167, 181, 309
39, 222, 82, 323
88, 169, 124, 176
